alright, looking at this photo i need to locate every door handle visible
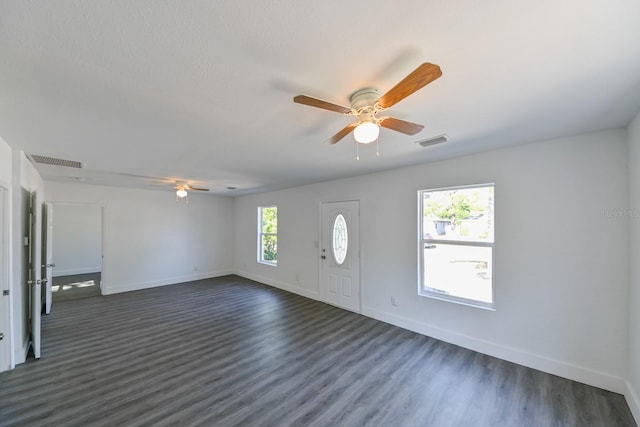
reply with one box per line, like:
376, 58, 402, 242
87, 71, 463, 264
0, 332, 4, 341
47, 263, 55, 268
321, 255, 326, 260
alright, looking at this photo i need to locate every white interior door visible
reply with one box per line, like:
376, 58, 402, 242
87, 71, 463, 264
320, 200, 360, 313
43, 203, 54, 314
28, 192, 41, 359
0, 186, 10, 372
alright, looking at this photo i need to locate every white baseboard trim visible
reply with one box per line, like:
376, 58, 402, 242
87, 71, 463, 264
626, 381, 640, 424
102, 270, 234, 295
53, 267, 102, 277
235, 271, 319, 301
362, 305, 627, 395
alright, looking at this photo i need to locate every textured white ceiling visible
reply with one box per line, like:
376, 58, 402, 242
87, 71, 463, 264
1, 1, 640, 195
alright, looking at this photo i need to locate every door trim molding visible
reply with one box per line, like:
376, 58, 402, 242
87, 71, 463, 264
0, 184, 12, 371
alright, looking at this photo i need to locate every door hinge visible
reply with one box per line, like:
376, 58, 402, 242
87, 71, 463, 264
2, 290, 8, 296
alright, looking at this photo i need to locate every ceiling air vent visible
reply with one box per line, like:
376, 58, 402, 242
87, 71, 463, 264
30, 155, 82, 168
415, 134, 448, 148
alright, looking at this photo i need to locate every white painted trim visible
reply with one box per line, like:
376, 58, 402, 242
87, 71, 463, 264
0, 183, 12, 372
101, 270, 234, 295
236, 271, 320, 301
626, 381, 640, 424
52, 267, 102, 277
362, 305, 627, 394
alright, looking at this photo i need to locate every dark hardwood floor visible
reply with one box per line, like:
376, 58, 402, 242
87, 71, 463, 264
0, 275, 635, 426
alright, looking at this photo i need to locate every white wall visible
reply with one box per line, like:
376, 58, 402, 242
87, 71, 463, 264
235, 128, 630, 394
45, 182, 234, 294
51, 204, 102, 277
627, 111, 640, 421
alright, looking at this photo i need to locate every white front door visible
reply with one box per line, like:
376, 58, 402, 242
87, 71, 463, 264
320, 200, 360, 313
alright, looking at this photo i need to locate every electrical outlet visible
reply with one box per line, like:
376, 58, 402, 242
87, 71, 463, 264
391, 296, 398, 306
295, 273, 301, 284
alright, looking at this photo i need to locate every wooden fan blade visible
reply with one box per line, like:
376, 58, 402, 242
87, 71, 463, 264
326, 123, 357, 144
379, 117, 424, 135
376, 63, 442, 109
183, 184, 210, 191
294, 95, 352, 114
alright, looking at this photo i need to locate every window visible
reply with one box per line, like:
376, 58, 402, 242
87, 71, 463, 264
419, 184, 494, 309
258, 206, 277, 265
332, 214, 348, 265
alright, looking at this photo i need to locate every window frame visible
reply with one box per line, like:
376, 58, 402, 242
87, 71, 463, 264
418, 183, 495, 310
257, 205, 278, 266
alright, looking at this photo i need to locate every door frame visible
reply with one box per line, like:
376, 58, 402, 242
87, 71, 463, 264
318, 199, 362, 313
0, 183, 12, 371
48, 202, 105, 295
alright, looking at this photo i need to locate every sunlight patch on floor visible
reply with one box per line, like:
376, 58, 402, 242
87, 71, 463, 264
52, 280, 96, 293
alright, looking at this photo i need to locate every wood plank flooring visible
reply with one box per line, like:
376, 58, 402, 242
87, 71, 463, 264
0, 275, 636, 426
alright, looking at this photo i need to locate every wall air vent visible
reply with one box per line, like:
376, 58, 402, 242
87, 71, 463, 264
30, 155, 82, 168
415, 134, 448, 148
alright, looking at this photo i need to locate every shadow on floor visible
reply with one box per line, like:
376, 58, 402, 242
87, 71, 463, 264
52, 272, 102, 302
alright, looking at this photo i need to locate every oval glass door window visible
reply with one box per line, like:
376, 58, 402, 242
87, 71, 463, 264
332, 214, 348, 265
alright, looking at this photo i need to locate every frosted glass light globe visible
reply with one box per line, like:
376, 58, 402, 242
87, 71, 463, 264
354, 122, 379, 144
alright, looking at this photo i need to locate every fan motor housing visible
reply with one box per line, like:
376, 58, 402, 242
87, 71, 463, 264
349, 88, 381, 111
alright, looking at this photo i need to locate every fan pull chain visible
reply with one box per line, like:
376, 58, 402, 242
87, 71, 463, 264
356, 140, 360, 161
376, 138, 380, 157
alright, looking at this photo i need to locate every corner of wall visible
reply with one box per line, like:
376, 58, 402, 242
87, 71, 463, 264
626, 381, 640, 425
235, 270, 320, 301
627, 110, 640, 425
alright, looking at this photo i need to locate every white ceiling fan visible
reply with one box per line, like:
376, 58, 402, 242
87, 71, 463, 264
294, 62, 443, 146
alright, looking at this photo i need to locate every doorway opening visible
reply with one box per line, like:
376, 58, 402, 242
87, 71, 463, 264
49, 203, 104, 305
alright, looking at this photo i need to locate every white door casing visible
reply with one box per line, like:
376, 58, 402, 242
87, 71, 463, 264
0, 186, 10, 372
320, 200, 360, 313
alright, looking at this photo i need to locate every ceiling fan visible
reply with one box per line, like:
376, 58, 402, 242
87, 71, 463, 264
294, 62, 442, 145
173, 180, 210, 199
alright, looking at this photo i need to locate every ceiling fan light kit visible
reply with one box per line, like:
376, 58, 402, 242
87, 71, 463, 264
353, 121, 379, 144
293, 62, 443, 152
172, 180, 210, 202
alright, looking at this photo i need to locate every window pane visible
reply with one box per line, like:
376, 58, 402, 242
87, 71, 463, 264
423, 243, 492, 304
422, 186, 493, 243
262, 235, 277, 262
332, 214, 348, 264
261, 207, 277, 233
